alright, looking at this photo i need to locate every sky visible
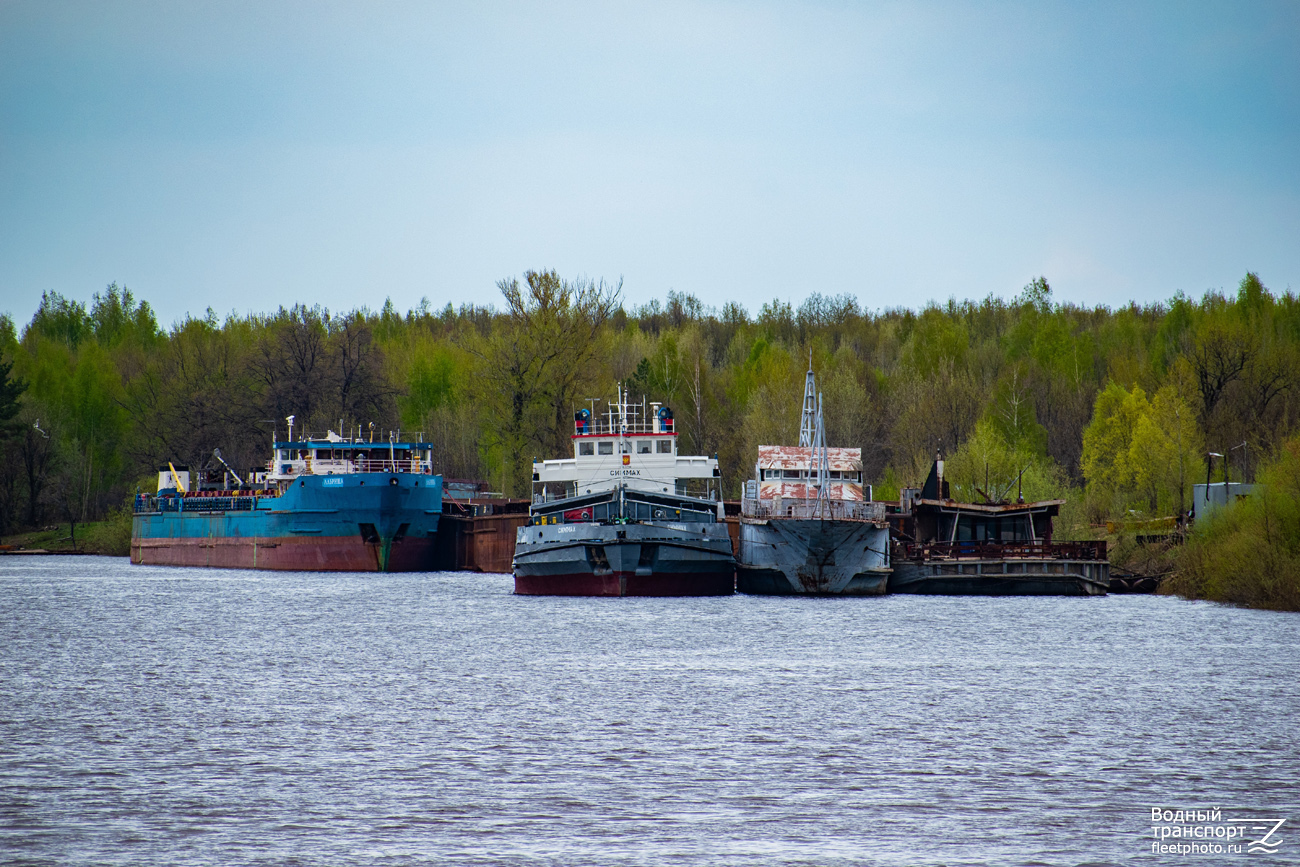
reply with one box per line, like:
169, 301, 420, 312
1, 1, 1298, 329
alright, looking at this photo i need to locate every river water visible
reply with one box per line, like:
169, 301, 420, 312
1, 556, 1297, 866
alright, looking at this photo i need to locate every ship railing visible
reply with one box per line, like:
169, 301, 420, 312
895, 540, 1109, 561
264, 458, 431, 476
134, 494, 262, 514
576, 421, 675, 437
351, 458, 430, 474
309, 459, 353, 475
741, 496, 887, 522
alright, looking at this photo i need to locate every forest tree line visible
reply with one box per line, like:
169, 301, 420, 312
2, 271, 1298, 547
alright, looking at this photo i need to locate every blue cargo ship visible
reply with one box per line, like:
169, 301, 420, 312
132, 417, 442, 571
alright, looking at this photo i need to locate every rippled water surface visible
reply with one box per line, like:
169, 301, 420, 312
2, 556, 1298, 866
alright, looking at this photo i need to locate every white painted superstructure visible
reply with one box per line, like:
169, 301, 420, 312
532, 386, 720, 502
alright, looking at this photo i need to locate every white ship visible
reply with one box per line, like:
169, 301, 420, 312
512, 387, 735, 596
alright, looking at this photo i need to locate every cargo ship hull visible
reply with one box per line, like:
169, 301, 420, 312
513, 522, 735, 596
888, 558, 1109, 596
736, 518, 890, 595
132, 473, 442, 572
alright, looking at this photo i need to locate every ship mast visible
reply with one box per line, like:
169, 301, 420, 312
798, 357, 830, 513
813, 392, 829, 512
798, 353, 817, 447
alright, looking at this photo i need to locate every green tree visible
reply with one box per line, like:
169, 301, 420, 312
1169, 436, 1300, 610
945, 418, 1069, 505
90, 283, 160, 350
475, 270, 620, 495
900, 307, 969, 378
26, 292, 92, 348
0, 352, 27, 534
987, 365, 1048, 456
1081, 382, 1150, 514
1128, 385, 1203, 515
0, 356, 24, 432
1082, 381, 1204, 517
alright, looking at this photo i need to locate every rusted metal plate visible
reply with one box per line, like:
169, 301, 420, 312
756, 445, 861, 472
435, 511, 529, 573
895, 540, 1107, 561
130, 534, 438, 572
755, 482, 864, 502
742, 497, 884, 521
911, 497, 1066, 513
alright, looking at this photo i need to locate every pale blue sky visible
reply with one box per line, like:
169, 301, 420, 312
2, 1, 1297, 328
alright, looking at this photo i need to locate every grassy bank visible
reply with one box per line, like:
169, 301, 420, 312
0, 508, 132, 557
1164, 438, 1300, 612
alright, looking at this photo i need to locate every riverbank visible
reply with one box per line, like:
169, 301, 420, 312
0, 510, 131, 557
1162, 439, 1300, 611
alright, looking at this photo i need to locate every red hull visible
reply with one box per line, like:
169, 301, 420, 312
131, 535, 437, 572
513, 570, 735, 597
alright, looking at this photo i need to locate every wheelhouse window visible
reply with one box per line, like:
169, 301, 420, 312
578, 442, 594, 456
637, 440, 652, 454
656, 440, 672, 454
954, 514, 1033, 542
597, 441, 614, 455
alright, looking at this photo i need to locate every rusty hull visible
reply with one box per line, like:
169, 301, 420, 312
737, 516, 890, 595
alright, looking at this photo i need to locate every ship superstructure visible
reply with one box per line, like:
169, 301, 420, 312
888, 456, 1109, 595
512, 388, 735, 596
131, 417, 442, 572
736, 366, 891, 594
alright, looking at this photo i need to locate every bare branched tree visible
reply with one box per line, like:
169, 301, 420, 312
472, 270, 622, 495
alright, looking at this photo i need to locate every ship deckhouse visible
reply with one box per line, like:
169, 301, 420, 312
532, 387, 720, 502
752, 445, 865, 502
266, 416, 436, 488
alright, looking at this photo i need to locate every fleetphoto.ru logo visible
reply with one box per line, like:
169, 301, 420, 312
1150, 808, 1287, 857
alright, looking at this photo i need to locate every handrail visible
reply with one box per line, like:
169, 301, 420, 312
894, 540, 1108, 561
266, 458, 432, 475
740, 496, 886, 522
134, 494, 261, 514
